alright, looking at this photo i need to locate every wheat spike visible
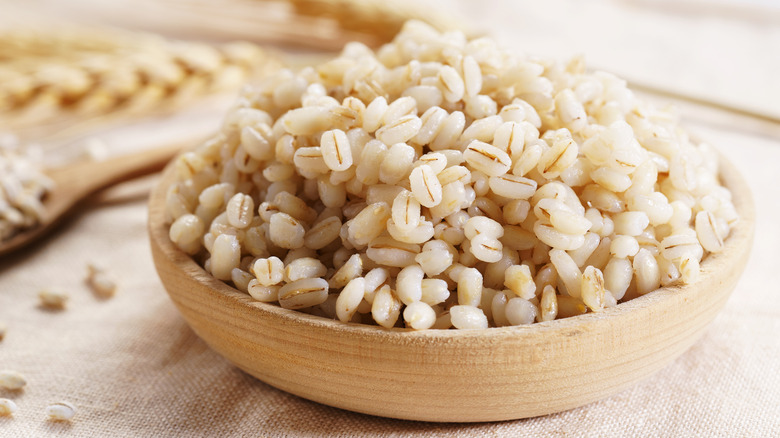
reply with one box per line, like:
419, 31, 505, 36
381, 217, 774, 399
0, 27, 281, 130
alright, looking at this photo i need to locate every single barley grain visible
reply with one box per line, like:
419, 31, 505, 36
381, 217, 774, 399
0, 398, 18, 416
46, 401, 76, 421
371, 285, 402, 328
86, 263, 117, 298
278, 278, 329, 309
450, 305, 488, 329
505, 298, 538, 325
0, 370, 26, 390
336, 277, 366, 323
38, 290, 68, 309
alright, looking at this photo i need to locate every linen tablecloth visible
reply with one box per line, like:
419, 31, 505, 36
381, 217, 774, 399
2, 1, 779, 436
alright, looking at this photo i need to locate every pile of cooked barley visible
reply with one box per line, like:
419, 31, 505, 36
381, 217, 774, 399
0, 135, 52, 242
166, 21, 737, 329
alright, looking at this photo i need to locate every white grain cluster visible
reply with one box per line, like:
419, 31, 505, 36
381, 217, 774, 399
166, 21, 737, 329
0, 135, 53, 242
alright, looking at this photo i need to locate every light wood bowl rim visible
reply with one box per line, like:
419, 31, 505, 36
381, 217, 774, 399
148, 151, 754, 421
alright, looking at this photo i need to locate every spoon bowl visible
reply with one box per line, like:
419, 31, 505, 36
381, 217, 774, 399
149, 155, 753, 422
0, 142, 187, 258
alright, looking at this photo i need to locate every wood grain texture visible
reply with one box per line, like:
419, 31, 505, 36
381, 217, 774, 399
148, 156, 754, 422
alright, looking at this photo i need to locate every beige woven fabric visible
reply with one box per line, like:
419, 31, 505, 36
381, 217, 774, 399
1, 122, 778, 437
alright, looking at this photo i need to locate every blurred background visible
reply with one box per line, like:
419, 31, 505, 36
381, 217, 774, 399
2, 0, 778, 161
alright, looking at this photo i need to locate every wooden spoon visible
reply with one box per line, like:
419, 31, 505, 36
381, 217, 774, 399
148, 156, 754, 422
0, 142, 186, 257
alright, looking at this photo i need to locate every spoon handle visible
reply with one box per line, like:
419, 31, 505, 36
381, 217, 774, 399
47, 141, 188, 199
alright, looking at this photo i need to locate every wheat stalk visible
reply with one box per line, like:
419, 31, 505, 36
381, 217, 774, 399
80, 0, 464, 51
1, 0, 464, 140
281, 0, 462, 44
0, 27, 282, 132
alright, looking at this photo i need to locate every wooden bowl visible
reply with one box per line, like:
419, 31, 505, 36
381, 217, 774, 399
148, 157, 754, 422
